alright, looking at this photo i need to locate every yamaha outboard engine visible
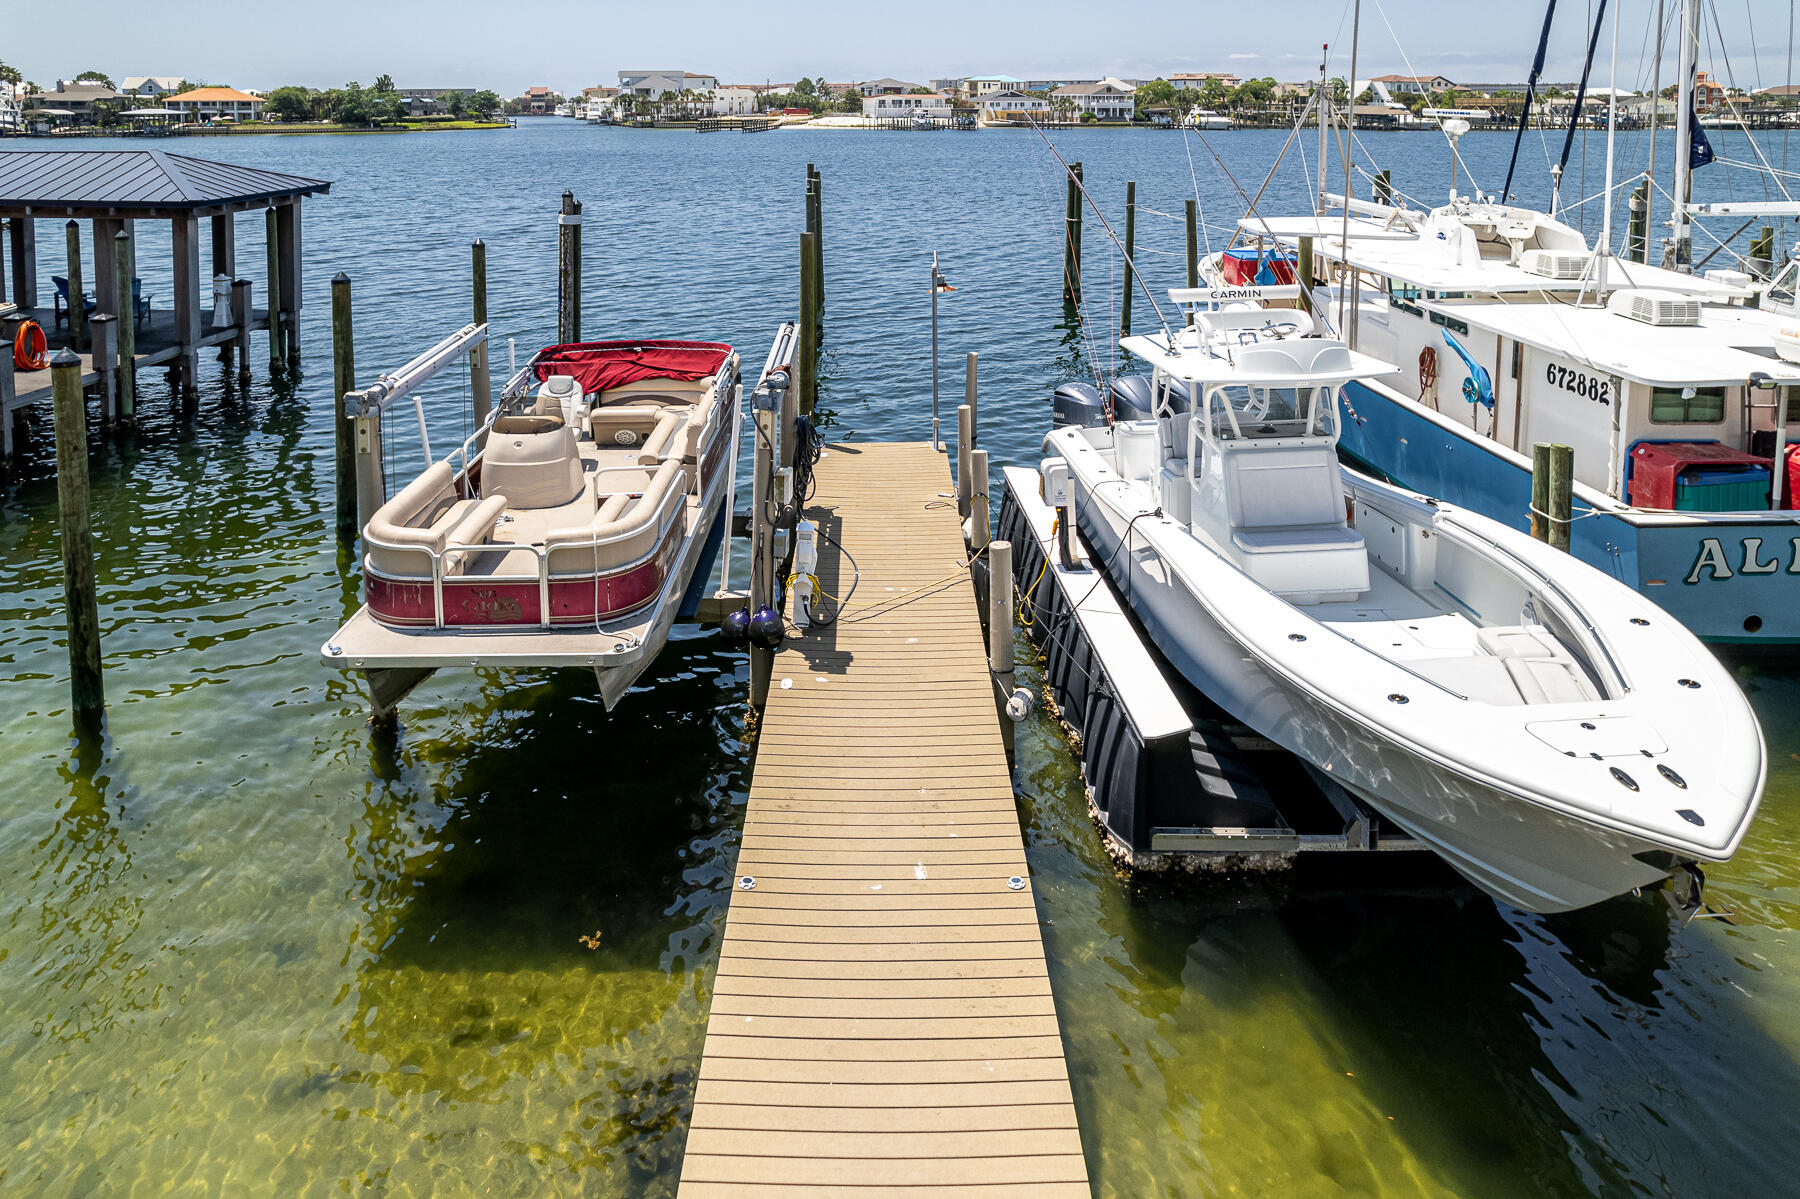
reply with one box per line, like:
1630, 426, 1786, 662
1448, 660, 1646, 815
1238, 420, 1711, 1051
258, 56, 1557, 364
1109, 374, 1157, 421
1052, 381, 1106, 429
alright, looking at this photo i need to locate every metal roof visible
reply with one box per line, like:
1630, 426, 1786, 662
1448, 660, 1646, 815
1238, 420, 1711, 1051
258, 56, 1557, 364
0, 149, 330, 215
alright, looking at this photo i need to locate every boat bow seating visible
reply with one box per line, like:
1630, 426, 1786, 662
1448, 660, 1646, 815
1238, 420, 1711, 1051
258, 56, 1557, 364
366, 462, 506, 578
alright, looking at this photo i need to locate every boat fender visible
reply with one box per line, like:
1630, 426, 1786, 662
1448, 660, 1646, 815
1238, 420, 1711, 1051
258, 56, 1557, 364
1005, 687, 1035, 722
747, 605, 784, 649
720, 606, 751, 643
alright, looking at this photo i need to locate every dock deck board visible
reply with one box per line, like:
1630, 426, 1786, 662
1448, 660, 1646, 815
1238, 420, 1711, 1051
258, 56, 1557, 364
677, 442, 1089, 1196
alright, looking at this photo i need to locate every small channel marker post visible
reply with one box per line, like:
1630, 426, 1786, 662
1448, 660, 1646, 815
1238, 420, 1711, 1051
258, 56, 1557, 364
331, 273, 358, 542
558, 191, 581, 345
50, 350, 103, 718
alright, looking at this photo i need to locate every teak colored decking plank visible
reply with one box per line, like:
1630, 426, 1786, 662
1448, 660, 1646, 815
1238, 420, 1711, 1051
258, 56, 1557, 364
678, 442, 1087, 1198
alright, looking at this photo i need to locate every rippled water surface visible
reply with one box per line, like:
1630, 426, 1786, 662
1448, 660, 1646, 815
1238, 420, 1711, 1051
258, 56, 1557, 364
1, 121, 1797, 1197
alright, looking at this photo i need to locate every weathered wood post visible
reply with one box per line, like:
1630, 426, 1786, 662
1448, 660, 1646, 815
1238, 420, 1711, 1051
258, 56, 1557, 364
50, 349, 104, 717
171, 213, 202, 397
1626, 181, 1649, 264
9, 217, 37, 309
1531, 442, 1573, 551
988, 539, 1014, 674
557, 191, 582, 345
1298, 236, 1316, 316
1185, 199, 1199, 291
964, 351, 978, 445
0, 332, 14, 459
1373, 169, 1392, 207
956, 403, 974, 517
797, 230, 818, 417
1749, 225, 1775, 281
1061, 162, 1083, 305
265, 207, 284, 371
968, 448, 991, 552
806, 166, 824, 333
113, 229, 135, 423
230, 279, 251, 382
63, 220, 88, 354
211, 213, 235, 366
1121, 181, 1137, 335
87, 314, 115, 422
276, 202, 301, 372
470, 239, 491, 426
331, 273, 358, 542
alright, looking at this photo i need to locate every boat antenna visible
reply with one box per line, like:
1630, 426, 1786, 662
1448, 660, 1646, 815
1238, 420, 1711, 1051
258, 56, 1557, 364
1552, 0, 1611, 219
1504, 0, 1561, 204
1316, 44, 1330, 215
1339, 0, 1361, 340
1025, 116, 1175, 345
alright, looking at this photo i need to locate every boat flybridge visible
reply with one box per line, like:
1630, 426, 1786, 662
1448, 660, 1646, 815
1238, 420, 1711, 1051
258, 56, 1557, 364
1218, 194, 1800, 643
323, 338, 741, 715
1042, 293, 1764, 913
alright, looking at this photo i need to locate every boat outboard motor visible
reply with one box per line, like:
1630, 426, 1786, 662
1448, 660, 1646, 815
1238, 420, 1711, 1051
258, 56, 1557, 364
1052, 381, 1107, 429
1109, 374, 1157, 421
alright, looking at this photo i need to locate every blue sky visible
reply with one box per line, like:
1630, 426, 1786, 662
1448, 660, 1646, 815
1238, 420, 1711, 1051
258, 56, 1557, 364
7, 0, 1793, 96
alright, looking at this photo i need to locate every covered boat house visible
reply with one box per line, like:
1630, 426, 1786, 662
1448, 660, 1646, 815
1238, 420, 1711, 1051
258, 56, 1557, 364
0, 148, 330, 455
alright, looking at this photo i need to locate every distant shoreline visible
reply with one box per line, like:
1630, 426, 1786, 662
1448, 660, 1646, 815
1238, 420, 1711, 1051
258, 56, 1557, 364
172, 120, 512, 136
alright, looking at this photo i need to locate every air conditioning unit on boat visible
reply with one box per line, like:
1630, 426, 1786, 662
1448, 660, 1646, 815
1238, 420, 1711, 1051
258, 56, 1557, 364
1520, 249, 1592, 280
1607, 288, 1702, 327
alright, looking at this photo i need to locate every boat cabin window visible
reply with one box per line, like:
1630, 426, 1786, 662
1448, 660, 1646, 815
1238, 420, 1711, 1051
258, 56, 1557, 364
1784, 386, 1800, 424
1770, 262, 1798, 310
1650, 385, 1726, 424
1203, 384, 1336, 440
1386, 277, 1422, 303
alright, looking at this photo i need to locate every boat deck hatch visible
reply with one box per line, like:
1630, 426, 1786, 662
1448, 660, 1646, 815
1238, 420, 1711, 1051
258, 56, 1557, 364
1526, 716, 1668, 759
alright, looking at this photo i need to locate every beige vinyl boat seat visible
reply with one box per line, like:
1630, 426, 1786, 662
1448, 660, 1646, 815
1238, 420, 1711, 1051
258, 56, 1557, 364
483, 424, 585, 509
1476, 624, 1599, 704
365, 461, 506, 579
546, 457, 689, 574
591, 404, 686, 455
592, 374, 717, 408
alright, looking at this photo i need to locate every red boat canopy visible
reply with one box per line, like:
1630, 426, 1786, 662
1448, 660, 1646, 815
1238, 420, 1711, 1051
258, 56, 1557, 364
534, 340, 732, 395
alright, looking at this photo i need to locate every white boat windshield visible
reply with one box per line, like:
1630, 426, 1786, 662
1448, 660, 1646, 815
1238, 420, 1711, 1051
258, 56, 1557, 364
1206, 384, 1338, 441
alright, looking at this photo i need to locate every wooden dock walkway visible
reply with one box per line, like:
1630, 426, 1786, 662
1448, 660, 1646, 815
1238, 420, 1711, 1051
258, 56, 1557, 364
677, 441, 1090, 1197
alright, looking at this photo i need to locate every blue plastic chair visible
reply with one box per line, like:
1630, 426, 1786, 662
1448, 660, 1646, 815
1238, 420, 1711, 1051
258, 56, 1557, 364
132, 279, 153, 329
51, 276, 96, 329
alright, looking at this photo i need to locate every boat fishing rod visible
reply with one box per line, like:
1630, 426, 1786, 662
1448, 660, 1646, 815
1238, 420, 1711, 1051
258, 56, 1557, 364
1024, 115, 1176, 346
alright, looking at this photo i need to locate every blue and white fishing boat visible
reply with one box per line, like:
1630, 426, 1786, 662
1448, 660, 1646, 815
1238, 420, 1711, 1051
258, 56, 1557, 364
1214, 0, 1800, 643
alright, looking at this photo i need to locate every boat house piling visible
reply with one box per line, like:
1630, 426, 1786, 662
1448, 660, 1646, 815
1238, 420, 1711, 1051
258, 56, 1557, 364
50, 349, 103, 720
0, 149, 328, 457
1061, 161, 1083, 306
1121, 180, 1137, 335
557, 190, 581, 344
331, 272, 357, 541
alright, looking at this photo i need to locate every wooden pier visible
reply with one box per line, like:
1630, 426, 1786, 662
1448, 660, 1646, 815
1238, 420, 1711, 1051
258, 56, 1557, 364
678, 441, 1090, 1196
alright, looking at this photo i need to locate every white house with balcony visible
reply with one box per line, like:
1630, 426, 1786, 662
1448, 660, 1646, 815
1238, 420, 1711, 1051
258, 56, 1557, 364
164, 86, 265, 122
617, 70, 719, 97
120, 76, 185, 99
979, 90, 1051, 122
862, 92, 951, 121
1051, 78, 1136, 121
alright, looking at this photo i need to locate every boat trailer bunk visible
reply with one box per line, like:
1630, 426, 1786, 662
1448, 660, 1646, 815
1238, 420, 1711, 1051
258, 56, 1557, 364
998, 467, 1426, 872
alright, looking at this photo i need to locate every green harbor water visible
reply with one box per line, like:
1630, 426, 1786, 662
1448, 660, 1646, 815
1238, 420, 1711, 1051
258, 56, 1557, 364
1, 122, 1797, 1196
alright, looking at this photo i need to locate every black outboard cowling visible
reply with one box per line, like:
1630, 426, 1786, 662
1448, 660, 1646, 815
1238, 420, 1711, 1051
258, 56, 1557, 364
1109, 374, 1157, 421
1052, 381, 1106, 429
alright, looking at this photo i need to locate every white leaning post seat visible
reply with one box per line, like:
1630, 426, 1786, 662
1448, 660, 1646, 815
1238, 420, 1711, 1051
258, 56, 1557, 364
1221, 443, 1368, 603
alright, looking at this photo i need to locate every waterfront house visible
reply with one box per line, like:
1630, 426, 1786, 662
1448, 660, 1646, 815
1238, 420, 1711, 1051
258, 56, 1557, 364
712, 86, 762, 115
1367, 73, 1455, 96
397, 87, 474, 116
857, 78, 923, 96
521, 86, 554, 113
165, 86, 265, 122
1694, 71, 1726, 109
1023, 78, 1100, 94
979, 90, 1050, 121
965, 75, 1027, 97
120, 77, 185, 99
617, 71, 719, 97
1169, 71, 1242, 90
862, 92, 951, 120
1052, 78, 1136, 121
24, 82, 122, 125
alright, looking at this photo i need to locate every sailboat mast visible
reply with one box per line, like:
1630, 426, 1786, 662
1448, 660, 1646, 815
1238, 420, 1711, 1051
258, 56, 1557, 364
1671, 0, 1702, 267
1316, 44, 1329, 215
1598, 0, 1621, 267
1647, 0, 1663, 244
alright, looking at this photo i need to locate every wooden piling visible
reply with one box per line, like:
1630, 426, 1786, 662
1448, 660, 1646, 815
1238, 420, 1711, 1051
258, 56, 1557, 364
277, 202, 301, 372
964, 351, 978, 445
1298, 236, 1316, 316
1373, 169, 1392, 207
50, 349, 103, 716
969, 448, 990, 551
557, 191, 582, 345
1062, 162, 1083, 306
332, 273, 358, 542
230, 280, 251, 382
113, 230, 135, 422
797, 231, 818, 416
806, 167, 824, 329
470, 239, 491, 425
748, 380, 777, 708
172, 213, 201, 397
0, 332, 14, 459
1531, 442, 1573, 552
1626, 181, 1649, 264
988, 539, 1014, 674
956, 403, 974, 517
63, 221, 87, 354
1121, 181, 1136, 335
265, 207, 284, 372
1749, 225, 1775, 281
1185, 199, 1199, 291
88, 314, 115, 422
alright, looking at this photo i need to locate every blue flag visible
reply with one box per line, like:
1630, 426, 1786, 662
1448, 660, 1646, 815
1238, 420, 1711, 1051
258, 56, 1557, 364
1689, 110, 1715, 170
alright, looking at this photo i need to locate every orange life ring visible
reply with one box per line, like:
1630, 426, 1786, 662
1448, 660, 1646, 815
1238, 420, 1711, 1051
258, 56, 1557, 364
13, 320, 47, 371
1418, 344, 1438, 392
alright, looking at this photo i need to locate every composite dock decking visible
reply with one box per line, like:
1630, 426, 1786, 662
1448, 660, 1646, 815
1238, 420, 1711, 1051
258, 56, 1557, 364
678, 441, 1090, 1197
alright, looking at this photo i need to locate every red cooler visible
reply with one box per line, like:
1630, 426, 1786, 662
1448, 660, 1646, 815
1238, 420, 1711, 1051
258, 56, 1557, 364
1628, 441, 1772, 511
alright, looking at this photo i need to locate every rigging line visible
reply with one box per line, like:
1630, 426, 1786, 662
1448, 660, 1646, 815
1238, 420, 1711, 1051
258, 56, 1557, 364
1701, 4, 1795, 203
1366, 0, 1492, 195
1181, 130, 1211, 259
1787, 0, 1794, 175
1024, 113, 1175, 341
1506, 0, 1562, 202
